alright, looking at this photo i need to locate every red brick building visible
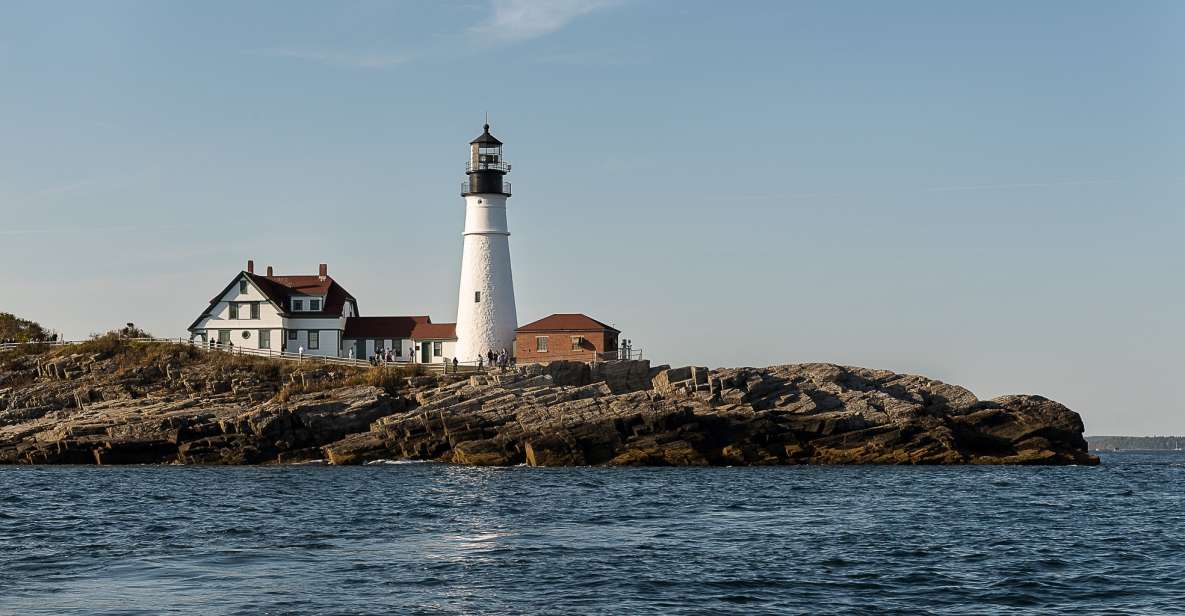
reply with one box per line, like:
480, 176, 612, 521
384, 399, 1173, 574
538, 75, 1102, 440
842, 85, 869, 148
515, 314, 620, 363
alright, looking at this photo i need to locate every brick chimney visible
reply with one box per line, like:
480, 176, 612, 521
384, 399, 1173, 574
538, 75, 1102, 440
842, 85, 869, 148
318, 263, 328, 279
247, 259, 254, 274
266, 265, 273, 276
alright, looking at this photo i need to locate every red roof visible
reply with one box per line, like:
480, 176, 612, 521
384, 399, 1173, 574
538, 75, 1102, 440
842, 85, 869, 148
411, 322, 457, 340
243, 272, 356, 318
343, 316, 429, 339
516, 313, 619, 333
263, 275, 334, 296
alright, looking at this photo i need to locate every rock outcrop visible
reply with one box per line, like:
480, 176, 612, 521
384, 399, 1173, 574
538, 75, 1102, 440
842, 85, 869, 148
0, 343, 1098, 466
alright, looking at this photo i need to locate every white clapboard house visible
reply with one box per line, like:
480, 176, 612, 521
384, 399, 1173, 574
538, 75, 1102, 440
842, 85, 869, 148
188, 261, 457, 363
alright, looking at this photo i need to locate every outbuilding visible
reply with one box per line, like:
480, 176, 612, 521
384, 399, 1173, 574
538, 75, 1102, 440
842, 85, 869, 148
515, 314, 620, 363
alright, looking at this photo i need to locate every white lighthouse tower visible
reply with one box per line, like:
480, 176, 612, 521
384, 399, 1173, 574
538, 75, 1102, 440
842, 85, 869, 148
454, 123, 518, 363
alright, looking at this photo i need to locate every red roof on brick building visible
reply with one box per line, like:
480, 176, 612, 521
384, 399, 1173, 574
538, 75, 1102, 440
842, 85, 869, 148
516, 314, 619, 333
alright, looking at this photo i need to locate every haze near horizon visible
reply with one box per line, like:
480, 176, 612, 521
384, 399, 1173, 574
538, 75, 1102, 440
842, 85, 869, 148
1, 0, 1182, 435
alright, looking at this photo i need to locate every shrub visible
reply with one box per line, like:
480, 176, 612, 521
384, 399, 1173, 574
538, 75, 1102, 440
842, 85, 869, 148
343, 364, 423, 396
0, 313, 52, 343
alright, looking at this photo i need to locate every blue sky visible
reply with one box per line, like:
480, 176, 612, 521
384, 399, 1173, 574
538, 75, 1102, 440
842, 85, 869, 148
1, 0, 1182, 434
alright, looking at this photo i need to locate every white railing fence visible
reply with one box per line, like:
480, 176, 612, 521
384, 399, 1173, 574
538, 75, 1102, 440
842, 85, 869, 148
1, 338, 646, 374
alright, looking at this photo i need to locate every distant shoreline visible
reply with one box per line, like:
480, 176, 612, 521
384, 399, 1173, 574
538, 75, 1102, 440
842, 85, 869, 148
1086, 436, 1185, 452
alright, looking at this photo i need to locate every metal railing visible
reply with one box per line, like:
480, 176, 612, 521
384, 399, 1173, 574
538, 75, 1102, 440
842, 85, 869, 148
515, 348, 644, 365
1, 337, 432, 371
465, 161, 510, 173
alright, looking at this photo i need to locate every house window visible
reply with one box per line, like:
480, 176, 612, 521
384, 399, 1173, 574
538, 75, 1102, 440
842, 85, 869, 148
571, 336, 584, 351
250, 303, 260, 319
292, 299, 304, 311
229, 303, 239, 319
288, 330, 298, 341
308, 331, 320, 350
475, 291, 481, 303
259, 330, 270, 349
310, 299, 321, 311
433, 341, 442, 357
394, 343, 402, 357
536, 336, 548, 352
239, 280, 247, 294
217, 330, 230, 345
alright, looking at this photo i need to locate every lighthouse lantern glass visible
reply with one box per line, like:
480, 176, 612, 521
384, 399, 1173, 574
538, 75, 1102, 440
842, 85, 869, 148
471, 143, 502, 169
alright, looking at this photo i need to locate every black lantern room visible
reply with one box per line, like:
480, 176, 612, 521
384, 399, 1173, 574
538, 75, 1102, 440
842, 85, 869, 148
463, 123, 511, 196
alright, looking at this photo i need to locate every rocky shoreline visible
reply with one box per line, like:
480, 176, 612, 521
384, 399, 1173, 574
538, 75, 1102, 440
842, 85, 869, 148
0, 341, 1098, 466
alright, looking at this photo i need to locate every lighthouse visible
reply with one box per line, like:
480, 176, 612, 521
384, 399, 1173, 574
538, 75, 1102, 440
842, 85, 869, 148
454, 123, 518, 363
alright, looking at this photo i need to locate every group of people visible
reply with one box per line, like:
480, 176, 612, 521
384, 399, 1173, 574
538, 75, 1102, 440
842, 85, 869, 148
477, 348, 513, 372
359, 345, 402, 365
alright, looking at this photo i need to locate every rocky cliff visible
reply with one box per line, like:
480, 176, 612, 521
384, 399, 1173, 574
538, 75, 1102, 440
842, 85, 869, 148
0, 341, 1098, 466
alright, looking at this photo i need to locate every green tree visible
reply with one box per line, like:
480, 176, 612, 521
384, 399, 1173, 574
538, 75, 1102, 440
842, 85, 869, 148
0, 313, 52, 343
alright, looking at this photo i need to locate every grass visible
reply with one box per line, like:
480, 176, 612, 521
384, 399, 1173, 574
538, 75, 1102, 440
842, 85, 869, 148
2, 330, 436, 404
344, 364, 425, 393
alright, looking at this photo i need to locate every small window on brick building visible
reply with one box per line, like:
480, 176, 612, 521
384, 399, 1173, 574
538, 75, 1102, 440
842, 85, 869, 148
536, 336, 548, 352
571, 336, 584, 351
475, 291, 481, 303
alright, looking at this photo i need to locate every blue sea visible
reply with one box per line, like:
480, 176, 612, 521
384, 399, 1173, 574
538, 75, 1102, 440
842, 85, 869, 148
1, 453, 1182, 615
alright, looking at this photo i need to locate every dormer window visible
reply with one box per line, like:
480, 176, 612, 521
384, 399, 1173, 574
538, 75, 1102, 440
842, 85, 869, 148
292, 299, 304, 312
310, 299, 321, 312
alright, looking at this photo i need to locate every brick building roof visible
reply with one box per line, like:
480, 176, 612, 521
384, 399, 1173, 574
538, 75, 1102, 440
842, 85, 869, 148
516, 313, 619, 333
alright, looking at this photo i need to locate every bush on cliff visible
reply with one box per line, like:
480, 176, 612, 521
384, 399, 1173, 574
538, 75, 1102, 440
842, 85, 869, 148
345, 364, 423, 395
0, 313, 53, 343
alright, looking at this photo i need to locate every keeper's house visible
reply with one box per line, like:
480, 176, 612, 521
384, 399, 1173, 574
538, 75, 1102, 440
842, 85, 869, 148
515, 314, 620, 363
188, 261, 456, 363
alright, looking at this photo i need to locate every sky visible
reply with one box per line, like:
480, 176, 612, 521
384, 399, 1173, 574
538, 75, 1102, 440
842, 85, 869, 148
1, 0, 1182, 435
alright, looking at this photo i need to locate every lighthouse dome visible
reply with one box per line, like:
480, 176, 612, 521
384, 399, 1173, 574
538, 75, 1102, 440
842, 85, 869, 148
470, 124, 503, 146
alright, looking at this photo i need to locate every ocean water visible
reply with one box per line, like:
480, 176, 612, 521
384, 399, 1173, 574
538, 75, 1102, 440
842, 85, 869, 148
1, 453, 1182, 615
